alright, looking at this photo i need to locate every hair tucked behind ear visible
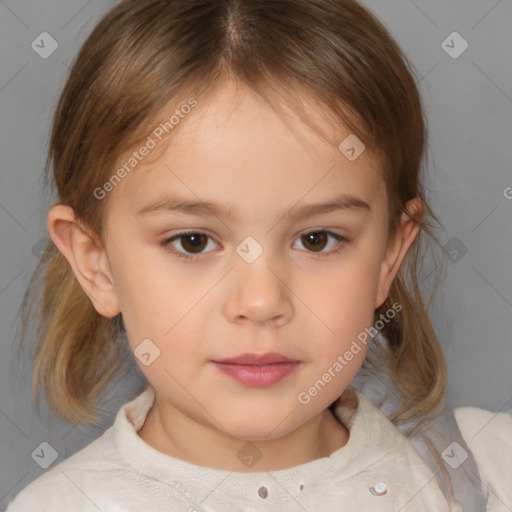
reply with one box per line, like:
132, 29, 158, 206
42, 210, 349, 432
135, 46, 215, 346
16, 0, 447, 426
368, 213, 447, 427
18, 242, 125, 426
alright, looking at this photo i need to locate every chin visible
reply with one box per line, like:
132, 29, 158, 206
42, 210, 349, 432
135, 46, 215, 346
219, 410, 304, 442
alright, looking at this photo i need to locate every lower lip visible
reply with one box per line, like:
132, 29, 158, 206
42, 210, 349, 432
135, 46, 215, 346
212, 362, 300, 387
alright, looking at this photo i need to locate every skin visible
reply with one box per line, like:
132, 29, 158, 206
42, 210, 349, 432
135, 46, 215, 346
47, 81, 423, 472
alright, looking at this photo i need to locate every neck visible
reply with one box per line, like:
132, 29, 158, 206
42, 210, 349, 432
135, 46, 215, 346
137, 394, 350, 472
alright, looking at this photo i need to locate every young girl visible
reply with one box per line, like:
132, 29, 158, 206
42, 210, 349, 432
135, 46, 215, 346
7, 0, 511, 511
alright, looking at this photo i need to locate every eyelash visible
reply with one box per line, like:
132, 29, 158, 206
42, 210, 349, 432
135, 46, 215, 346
160, 229, 349, 263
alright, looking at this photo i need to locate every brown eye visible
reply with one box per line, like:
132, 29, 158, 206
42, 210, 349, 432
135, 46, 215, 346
176, 233, 209, 253
162, 231, 219, 260
293, 230, 347, 257
301, 231, 328, 252
162, 229, 347, 263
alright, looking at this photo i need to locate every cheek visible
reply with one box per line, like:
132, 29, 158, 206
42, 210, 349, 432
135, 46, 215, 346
114, 264, 215, 370
107, 241, 186, 328
308, 255, 381, 330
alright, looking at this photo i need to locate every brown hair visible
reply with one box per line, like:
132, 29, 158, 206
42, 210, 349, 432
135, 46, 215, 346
17, 0, 446, 427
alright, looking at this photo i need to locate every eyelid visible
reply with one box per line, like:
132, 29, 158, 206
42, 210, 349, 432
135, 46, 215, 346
161, 228, 350, 261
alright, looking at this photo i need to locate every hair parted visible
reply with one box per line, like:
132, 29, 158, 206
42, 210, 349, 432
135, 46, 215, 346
16, 0, 446, 427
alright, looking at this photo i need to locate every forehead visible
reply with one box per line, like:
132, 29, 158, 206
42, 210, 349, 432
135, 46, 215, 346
107, 82, 387, 220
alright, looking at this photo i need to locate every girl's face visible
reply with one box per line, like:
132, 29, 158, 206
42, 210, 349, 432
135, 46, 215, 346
86, 82, 418, 440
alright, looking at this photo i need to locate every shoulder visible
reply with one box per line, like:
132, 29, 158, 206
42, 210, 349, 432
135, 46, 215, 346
6, 386, 159, 512
349, 368, 489, 510
6, 427, 130, 512
454, 406, 512, 511
333, 389, 456, 511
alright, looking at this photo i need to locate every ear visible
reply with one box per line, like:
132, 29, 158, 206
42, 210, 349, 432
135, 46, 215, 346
46, 204, 121, 318
374, 198, 424, 309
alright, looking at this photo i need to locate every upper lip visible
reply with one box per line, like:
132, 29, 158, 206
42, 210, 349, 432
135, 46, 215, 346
212, 352, 298, 365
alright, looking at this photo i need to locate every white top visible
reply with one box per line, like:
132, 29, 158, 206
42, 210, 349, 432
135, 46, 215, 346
455, 406, 512, 512
6, 385, 458, 511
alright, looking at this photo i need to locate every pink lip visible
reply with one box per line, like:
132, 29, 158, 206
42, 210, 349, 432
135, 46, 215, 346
213, 352, 297, 365
212, 352, 300, 387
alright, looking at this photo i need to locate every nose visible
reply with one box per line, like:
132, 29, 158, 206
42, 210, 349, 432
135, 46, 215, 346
223, 257, 294, 327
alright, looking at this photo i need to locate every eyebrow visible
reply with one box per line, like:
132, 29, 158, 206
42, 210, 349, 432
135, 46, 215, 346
135, 193, 371, 220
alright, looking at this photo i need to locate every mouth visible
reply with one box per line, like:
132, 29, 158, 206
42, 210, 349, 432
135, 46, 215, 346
212, 352, 298, 365
211, 352, 300, 387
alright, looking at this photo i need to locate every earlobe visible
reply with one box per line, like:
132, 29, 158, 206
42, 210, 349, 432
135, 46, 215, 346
374, 198, 424, 309
46, 204, 121, 318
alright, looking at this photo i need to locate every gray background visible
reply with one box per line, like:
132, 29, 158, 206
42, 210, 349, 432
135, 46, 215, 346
1, 0, 511, 508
